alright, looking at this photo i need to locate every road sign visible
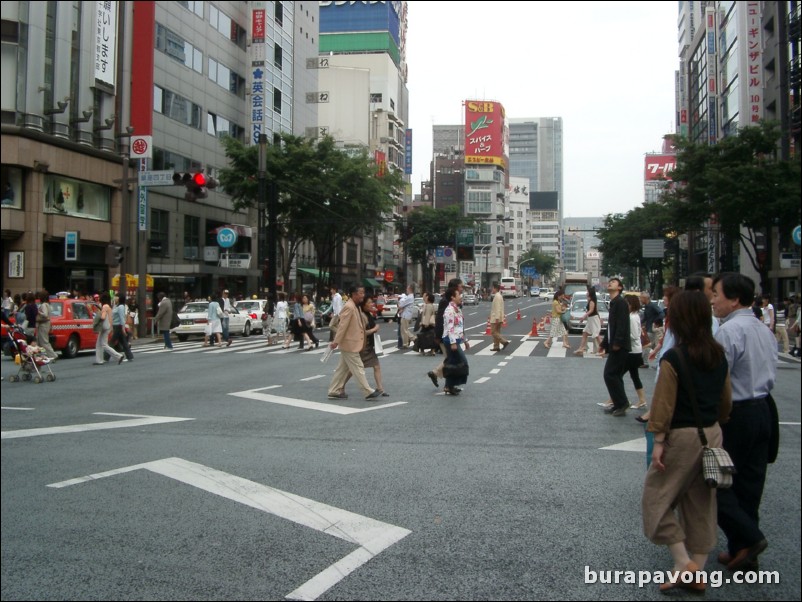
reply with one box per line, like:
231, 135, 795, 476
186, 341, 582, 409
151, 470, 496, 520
130, 135, 152, 159
138, 170, 176, 186
793, 225, 801, 246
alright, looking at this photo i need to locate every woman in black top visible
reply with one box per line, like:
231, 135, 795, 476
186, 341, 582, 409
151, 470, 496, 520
641, 291, 732, 593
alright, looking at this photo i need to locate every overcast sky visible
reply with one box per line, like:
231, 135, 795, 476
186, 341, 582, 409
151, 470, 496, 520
405, 1, 679, 217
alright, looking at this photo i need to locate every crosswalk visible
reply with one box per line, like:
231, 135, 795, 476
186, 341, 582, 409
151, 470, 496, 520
130, 335, 611, 360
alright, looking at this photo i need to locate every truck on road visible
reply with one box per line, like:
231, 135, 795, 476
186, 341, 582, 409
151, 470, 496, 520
560, 271, 591, 298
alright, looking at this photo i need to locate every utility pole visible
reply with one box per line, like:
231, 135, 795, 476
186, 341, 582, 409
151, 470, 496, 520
257, 134, 267, 296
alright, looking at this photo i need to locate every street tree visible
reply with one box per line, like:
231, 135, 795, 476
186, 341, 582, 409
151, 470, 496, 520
217, 134, 403, 290
661, 122, 801, 288
596, 200, 674, 293
402, 205, 470, 293
517, 248, 558, 284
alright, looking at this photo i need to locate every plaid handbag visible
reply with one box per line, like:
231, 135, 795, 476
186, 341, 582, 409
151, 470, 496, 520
676, 349, 736, 489
702, 446, 736, 489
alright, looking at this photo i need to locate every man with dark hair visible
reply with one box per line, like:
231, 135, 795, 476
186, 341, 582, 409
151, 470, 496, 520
327, 285, 381, 401
711, 272, 778, 571
686, 271, 718, 335
426, 278, 463, 388
640, 290, 662, 366
601, 277, 631, 416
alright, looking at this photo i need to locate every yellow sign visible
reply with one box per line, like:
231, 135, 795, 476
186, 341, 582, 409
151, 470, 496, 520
112, 273, 154, 288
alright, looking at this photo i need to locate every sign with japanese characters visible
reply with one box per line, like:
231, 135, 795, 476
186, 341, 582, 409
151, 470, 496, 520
644, 154, 676, 181
744, 1, 763, 124
464, 100, 507, 168
93, 0, 117, 90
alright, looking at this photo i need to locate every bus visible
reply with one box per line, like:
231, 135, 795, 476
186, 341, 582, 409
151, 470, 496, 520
499, 276, 522, 298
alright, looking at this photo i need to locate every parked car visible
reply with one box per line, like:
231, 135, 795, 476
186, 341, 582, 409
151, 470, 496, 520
234, 299, 268, 334
380, 299, 399, 322
567, 298, 609, 333
463, 293, 478, 306
172, 302, 253, 341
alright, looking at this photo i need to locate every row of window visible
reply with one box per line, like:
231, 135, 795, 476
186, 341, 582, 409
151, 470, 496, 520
156, 23, 247, 98
177, 2, 248, 51
154, 84, 244, 140
150, 212, 251, 260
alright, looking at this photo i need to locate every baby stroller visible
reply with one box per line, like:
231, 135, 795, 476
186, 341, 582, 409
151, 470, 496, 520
6, 325, 56, 383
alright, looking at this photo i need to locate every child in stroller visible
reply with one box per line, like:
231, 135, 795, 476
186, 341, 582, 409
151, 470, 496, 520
6, 324, 56, 383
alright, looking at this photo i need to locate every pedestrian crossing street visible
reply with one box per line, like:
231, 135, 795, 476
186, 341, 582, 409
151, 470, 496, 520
131, 336, 610, 360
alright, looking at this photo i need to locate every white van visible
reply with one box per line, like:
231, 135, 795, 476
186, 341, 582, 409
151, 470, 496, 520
499, 276, 522, 298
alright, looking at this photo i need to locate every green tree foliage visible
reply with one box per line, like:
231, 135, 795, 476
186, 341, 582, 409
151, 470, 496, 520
662, 122, 801, 285
217, 134, 403, 287
596, 201, 674, 292
517, 248, 558, 282
399, 206, 478, 293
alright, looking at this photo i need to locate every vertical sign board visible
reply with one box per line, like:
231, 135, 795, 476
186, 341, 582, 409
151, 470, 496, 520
138, 160, 148, 231
404, 129, 412, 175
249, 2, 267, 145
93, 0, 117, 91
8, 251, 24, 278
65, 231, 79, 261
744, 1, 763, 124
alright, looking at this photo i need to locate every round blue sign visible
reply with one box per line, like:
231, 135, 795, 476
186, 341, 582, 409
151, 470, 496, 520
217, 227, 237, 248
793, 225, 801, 247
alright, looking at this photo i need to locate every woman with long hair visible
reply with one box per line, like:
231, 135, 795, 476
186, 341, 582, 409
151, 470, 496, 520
641, 291, 731, 593
626, 294, 647, 409
574, 285, 602, 355
94, 292, 124, 365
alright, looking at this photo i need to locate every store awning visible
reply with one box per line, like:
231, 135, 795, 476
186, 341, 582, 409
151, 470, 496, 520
363, 278, 382, 289
296, 267, 329, 279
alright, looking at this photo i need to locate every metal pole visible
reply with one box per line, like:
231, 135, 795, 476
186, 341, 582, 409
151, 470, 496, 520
267, 179, 278, 309
118, 149, 129, 302
258, 134, 267, 296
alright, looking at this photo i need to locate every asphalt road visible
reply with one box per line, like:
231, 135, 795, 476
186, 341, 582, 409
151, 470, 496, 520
2, 298, 800, 600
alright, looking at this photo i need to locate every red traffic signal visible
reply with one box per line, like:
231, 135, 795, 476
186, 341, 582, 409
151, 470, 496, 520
192, 173, 207, 187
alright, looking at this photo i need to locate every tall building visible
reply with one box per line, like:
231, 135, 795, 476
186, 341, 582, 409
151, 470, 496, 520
316, 0, 410, 288
1, 1, 320, 303
508, 117, 564, 222
677, 0, 800, 299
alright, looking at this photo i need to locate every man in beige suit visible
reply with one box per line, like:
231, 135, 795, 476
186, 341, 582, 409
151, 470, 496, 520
490, 281, 510, 352
328, 285, 381, 400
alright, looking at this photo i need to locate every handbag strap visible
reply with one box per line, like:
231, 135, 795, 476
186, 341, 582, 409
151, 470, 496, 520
673, 347, 709, 447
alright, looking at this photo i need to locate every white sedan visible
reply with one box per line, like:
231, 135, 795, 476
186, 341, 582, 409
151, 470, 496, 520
172, 302, 254, 342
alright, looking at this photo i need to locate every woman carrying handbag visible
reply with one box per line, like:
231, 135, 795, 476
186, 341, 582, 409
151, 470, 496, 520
641, 291, 732, 594
441, 286, 470, 395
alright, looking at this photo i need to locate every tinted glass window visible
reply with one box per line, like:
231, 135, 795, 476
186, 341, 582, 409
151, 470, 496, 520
72, 303, 89, 319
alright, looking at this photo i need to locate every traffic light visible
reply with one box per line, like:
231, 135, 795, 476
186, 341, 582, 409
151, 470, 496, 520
106, 242, 124, 267
173, 172, 218, 201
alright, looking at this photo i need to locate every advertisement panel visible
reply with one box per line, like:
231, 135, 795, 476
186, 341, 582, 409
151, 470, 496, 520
644, 154, 676, 181
464, 100, 506, 168
319, 1, 402, 47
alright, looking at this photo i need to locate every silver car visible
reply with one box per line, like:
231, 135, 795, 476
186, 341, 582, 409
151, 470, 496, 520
568, 298, 609, 334
462, 293, 478, 306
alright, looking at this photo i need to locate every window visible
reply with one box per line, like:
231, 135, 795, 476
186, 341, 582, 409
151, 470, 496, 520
154, 85, 202, 129
274, 44, 282, 70
43, 175, 110, 220
273, 87, 281, 114
275, 2, 284, 26
178, 0, 204, 17
150, 209, 169, 257
208, 58, 246, 98
156, 23, 203, 72
184, 215, 200, 259
209, 5, 246, 50
207, 112, 245, 140
152, 148, 202, 173
1, 165, 22, 209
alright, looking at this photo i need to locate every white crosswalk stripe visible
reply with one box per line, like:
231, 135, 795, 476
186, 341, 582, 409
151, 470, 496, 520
128, 335, 618, 360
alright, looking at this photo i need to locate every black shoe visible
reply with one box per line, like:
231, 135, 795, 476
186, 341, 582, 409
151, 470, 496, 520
612, 407, 628, 417
227, 340, 232, 347
315, 341, 320, 349
635, 415, 648, 423
365, 389, 382, 400
117, 356, 125, 365
327, 392, 348, 400
427, 371, 439, 388
501, 341, 509, 350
